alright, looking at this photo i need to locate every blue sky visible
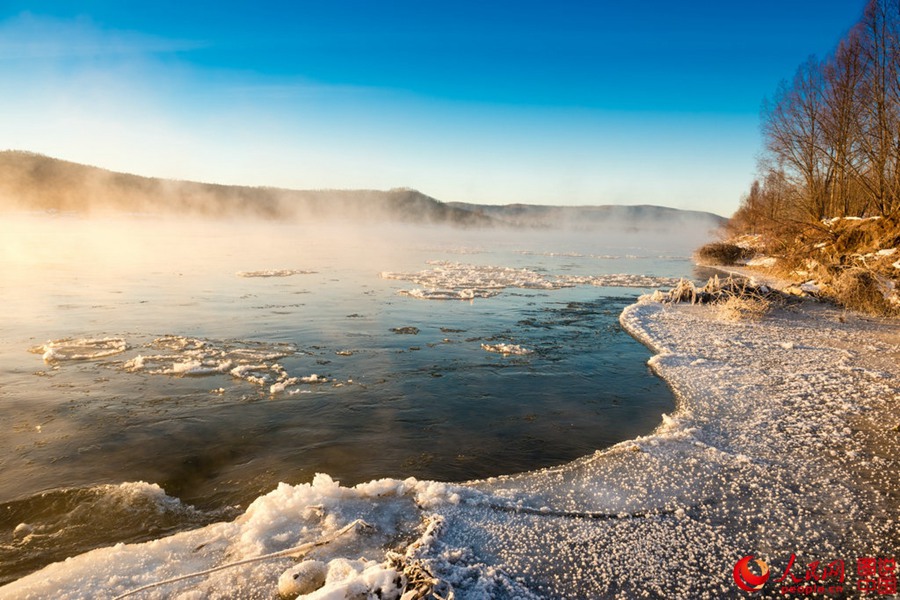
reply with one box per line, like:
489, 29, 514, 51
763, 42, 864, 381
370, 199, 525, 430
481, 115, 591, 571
0, 1, 867, 215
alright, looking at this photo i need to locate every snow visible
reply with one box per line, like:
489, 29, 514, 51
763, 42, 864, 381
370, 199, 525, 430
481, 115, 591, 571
4, 299, 897, 599
821, 216, 882, 226
746, 256, 777, 268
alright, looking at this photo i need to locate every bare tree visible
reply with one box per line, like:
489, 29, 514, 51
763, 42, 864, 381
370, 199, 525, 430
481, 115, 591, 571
822, 32, 867, 216
763, 56, 833, 221
855, 0, 900, 216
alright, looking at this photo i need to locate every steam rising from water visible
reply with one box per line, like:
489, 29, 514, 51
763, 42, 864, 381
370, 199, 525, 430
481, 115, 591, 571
0, 210, 713, 584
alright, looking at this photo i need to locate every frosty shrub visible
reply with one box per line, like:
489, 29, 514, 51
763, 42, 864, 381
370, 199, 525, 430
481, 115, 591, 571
832, 268, 898, 317
716, 295, 771, 321
695, 243, 754, 266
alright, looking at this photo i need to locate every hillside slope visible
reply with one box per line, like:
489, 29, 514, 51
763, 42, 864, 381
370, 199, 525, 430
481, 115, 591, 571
0, 151, 725, 232
452, 201, 726, 232
0, 151, 492, 227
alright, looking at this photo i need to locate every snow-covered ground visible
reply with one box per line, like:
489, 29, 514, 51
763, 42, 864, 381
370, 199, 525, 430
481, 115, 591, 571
3, 298, 897, 599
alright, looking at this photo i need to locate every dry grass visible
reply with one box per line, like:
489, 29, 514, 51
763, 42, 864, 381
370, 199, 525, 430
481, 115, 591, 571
654, 275, 777, 321
832, 267, 899, 317
715, 215, 900, 318
716, 295, 772, 321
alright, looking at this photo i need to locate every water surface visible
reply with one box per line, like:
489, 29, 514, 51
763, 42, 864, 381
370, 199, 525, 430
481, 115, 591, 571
0, 215, 706, 583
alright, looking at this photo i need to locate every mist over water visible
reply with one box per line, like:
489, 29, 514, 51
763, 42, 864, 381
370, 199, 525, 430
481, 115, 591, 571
0, 213, 711, 583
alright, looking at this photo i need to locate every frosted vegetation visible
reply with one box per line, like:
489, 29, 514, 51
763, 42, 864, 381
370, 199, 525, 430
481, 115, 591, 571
720, 1, 900, 317
5, 295, 896, 599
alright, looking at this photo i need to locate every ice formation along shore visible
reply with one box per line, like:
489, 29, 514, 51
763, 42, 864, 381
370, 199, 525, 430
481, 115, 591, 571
4, 297, 897, 599
381, 261, 681, 300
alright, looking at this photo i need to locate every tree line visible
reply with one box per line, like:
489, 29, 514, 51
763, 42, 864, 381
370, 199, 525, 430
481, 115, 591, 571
731, 0, 900, 237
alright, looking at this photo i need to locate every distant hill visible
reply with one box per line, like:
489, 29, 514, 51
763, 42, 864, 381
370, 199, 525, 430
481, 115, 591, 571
0, 151, 725, 231
0, 151, 492, 227
449, 202, 727, 232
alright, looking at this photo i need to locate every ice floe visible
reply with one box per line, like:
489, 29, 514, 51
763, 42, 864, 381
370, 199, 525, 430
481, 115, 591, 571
122, 336, 297, 381
7, 298, 897, 599
33, 334, 327, 394
382, 261, 680, 300
481, 343, 533, 356
29, 337, 127, 363
236, 269, 316, 278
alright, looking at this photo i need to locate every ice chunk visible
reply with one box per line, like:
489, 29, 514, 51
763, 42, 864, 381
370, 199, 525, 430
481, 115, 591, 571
236, 269, 316, 278
384, 261, 679, 300
29, 337, 127, 363
481, 343, 533, 356
277, 560, 327, 596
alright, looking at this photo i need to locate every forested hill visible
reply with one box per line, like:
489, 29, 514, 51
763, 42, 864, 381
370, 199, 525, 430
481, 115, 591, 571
453, 202, 726, 232
0, 151, 724, 230
0, 151, 494, 226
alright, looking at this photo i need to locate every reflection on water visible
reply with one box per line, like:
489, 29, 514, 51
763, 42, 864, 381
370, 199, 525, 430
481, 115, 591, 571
0, 214, 707, 583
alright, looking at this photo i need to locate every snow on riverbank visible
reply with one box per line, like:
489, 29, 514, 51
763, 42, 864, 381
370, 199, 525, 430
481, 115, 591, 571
3, 299, 897, 599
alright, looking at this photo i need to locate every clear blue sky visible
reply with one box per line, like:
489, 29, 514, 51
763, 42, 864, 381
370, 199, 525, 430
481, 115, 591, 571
0, 1, 867, 215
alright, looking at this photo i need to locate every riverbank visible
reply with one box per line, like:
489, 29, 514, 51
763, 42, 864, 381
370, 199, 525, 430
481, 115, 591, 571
2, 296, 897, 599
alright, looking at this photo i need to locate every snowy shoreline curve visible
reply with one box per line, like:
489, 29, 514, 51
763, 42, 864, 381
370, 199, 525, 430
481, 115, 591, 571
2, 299, 897, 599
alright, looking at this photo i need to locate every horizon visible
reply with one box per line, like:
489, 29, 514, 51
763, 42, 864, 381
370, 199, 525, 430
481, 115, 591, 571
0, 149, 730, 218
0, 1, 868, 216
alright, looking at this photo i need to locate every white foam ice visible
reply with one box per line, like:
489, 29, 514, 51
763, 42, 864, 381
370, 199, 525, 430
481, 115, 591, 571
29, 337, 127, 363
6, 299, 897, 599
382, 261, 680, 300
481, 343, 533, 356
268, 374, 325, 395
381, 261, 565, 294
399, 288, 499, 300
556, 273, 682, 288
119, 336, 298, 382
236, 269, 316, 278
34, 334, 312, 395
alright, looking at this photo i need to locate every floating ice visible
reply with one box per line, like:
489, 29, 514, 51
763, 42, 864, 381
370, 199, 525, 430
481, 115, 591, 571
122, 336, 298, 383
382, 261, 679, 300
481, 343, 533, 356
556, 273, 681, 288
269, 374, 324, 395
390, 326, 420, 335
32, 334, 308, 396
399, 288, 499, 300
8, 296, 897, 599
236, 269, 316, 278
29, 337, 127, 363
381, 261, 563, 293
